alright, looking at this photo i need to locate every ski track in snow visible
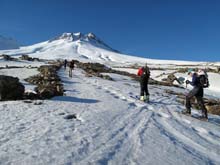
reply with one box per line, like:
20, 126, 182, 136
0, 67, 220, 165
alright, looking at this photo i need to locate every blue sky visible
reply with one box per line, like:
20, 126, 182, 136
0, 0, 220, 61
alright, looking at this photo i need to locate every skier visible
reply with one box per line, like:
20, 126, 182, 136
69, 60, 75, 77
64, 59, 67, 70
137, 64, 150, 102
182, 69, 209, 120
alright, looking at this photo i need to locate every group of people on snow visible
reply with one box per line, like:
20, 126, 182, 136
137, 64, 209, 120
62, 59, 209, 120
64, 59, 75, 77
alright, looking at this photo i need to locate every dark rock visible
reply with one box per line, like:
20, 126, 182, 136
0, 75, 24, 101
23, 100, 33, 103
21, 54, 32, 61
38, 88, 55, 99
64, 114, 77, 120
166, 73, 181, 84
20, 54, 41, 62
217, 67, 220, 73
1, 54, 16, 61
34, 101, 43, 105
99, 74, 114, 81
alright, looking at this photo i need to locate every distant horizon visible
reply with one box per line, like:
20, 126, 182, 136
1, 0, 220, 62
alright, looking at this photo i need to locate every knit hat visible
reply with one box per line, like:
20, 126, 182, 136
187, 68, 194, 75
145, 63, 148, 67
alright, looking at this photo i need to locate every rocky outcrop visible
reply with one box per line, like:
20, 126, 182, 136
76, 61, 114, 80
25, 62, 64, 99
217, 67, 220, 73
20, 54, 40, 62
161, 73, 182, 85
0, 54, 17, 61
0, 75, 24, 100
75, 60, 183, 88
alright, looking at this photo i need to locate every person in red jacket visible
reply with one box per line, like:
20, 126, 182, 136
137, 64, 150, 102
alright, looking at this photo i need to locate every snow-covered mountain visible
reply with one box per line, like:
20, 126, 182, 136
1, 32, 219, 67
49, 32, 119, 53
0, 35, 20, 50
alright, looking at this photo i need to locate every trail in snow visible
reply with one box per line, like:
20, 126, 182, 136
0, 67, 220, 165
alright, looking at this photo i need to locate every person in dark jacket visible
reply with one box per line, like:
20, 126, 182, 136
64, 59, 67, 70
137, 64, 150, 102
182, 69, 208, 119
69, 60, 75, 77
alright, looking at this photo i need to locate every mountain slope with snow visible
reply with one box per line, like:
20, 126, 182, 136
0, 35, 20, 50
1, 32, 219, 67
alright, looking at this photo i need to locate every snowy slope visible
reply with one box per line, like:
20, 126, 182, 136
0, 67, 220, 164
0, 35, 20, 50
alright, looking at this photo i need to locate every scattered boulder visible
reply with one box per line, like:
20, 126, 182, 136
77, 62, 111, 73
206, 105, 220, 115
217, 66, 220, 73
166, 73, 181, 85
1, 54, 16, 61
76, 61, 115, 80
21, 54, 32, 61
75, 61, 183, 88
64, 114, 77, 120
0, 75, 24, 101
37, 88, 55, 99
33, 101, 43, 105
99, 74, 114, 81
23, 100, 33, 103
20, 54, 41, 62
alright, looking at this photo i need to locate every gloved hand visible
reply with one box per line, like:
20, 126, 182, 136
185, 80, 190, 84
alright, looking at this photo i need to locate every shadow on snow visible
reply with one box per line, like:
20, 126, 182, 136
52, 96, 100, 104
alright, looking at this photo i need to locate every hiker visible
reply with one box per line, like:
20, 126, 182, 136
69, 60, 75, 77
182, 69, 209, 120
64, 59, 67, 70
137, 64, 150, 102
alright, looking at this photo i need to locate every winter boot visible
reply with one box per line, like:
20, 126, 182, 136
181, 109, 191, 115
140, 96, 145, 101
197, 115, 208, 121
201, 112, 208, 120
144, 95, 149, 102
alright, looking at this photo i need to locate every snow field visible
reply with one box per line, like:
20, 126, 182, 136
1, 67, 219, 164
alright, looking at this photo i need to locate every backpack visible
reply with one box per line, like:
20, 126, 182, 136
141, 67, 150, 78
198, 74, 209, 88
69, 61, 74, 68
